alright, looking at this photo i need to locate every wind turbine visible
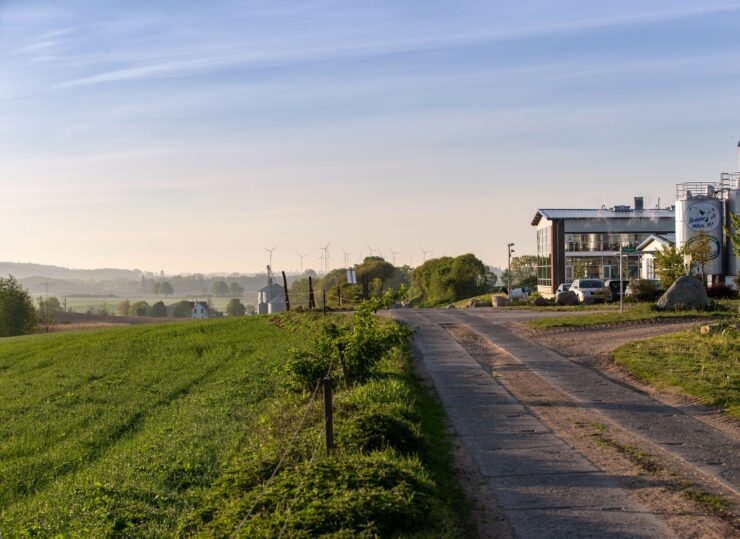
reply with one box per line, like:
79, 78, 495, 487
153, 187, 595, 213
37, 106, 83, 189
367, 244, 382, 258
297, 252, 307, 272
421, 248, 432, 263
390, 249, 400, 266
265, 247, 277, 268
341, 249, 351, 268
319, 242, 331, 273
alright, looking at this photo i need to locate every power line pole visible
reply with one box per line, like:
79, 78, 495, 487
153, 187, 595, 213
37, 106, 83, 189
507, 243, 515, 302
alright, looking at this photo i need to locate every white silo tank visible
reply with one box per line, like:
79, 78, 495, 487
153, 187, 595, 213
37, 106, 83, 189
676, 195, 723, 275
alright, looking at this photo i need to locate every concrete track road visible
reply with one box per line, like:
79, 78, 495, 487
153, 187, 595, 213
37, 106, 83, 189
388, 308, 739, 538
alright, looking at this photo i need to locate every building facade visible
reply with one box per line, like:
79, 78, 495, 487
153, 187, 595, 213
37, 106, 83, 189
532, 199, 675, 296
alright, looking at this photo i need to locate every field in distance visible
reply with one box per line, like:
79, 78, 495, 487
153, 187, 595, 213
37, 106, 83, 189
35, 295, 251, 314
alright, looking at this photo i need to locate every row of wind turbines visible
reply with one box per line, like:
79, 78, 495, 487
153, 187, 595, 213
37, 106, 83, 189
265, 245, 434, 274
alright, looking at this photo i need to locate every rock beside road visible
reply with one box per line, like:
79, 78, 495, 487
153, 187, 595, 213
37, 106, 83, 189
492, 296, 509, 307
657, 276, 708, 311
555, 290, 578, 306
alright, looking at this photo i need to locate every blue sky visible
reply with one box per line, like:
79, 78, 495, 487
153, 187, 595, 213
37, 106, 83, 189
2, 0, 739, 273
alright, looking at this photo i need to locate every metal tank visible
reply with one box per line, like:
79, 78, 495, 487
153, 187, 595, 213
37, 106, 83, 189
676, 189, 724, 275
726, 176, 740, 278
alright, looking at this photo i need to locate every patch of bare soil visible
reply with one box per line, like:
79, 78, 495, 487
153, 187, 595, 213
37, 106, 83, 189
448, 325, 740, 539
412, 348, 515, 539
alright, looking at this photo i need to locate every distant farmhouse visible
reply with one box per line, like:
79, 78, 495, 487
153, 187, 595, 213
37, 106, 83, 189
257, 266, 286, 314
164, 300, 222, 319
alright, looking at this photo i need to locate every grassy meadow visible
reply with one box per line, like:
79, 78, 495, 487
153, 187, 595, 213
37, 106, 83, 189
613, 328, 740, 417
0, 314, 470, 537
36, 296, 252, 314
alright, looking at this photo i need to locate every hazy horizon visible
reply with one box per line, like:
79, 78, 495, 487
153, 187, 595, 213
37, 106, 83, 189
3, 1, 740, 273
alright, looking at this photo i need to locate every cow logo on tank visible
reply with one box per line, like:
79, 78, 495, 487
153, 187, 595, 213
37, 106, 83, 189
685, 202, 720, 232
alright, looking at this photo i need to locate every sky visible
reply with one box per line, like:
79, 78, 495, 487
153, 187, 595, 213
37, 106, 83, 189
2, 0, 740, 274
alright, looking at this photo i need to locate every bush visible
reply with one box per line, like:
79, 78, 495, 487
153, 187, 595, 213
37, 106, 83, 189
150, 301, 167, 317
226, 298, 246, 317
129, 301, 151, 317
340, 411, 422, 454
173, 300, 193, 318
202, 452, 433, 538
0, 275, 36, 337
707, 284, 739, 300
628, 279, 661, 301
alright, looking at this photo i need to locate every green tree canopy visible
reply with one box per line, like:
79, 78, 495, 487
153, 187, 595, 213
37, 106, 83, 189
228, 282, 244, 297
173, 300, 193, 318
129, 301, 151, 317
150, 301, 167, 317
0, 275, 36, 337
226, 298, 246, 317
653, 244, 686, 289
411, 254, 487, 305
159, 282, 174, 296
211, 281, 229, 297
116, 299, 130, 317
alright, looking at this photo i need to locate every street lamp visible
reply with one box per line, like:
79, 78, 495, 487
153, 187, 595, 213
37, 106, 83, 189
507, 243, 515, 301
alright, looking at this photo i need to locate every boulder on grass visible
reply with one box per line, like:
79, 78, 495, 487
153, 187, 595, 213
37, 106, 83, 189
492, 296, 509, 307
656, 276, 708, 311
555, 290, 578, 306
533, 296, 550, 307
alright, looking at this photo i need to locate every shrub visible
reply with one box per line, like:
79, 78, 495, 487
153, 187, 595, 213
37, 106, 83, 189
340, 411, 422, 454
150, 301, 167, 317
0, 275, 36, 337
129, 301, 151, 317
707, 284, 739, 300
203, 452, 433, 538
628, 279, 661, 302
226, 298, 246, 317
173, 300, 193, 318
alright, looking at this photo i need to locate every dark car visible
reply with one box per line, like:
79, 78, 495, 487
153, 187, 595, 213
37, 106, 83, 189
604, 280, 630, 301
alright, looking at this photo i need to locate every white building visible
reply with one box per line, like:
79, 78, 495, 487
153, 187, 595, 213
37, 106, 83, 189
636, 234, 675, 280
192, 301, 209, 319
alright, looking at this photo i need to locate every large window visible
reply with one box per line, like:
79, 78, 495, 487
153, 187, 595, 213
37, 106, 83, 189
565, 233, 652, 252
537, 226, 552, 287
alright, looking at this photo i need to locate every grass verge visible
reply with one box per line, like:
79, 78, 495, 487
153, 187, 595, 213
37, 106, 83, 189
612, 329, 739, 417
528, 301, 737, 329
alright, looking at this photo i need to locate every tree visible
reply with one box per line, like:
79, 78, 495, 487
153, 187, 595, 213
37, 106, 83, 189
211, 280, 229, 297
150, 300, 167, 317
226, 298, 246, 316
116, 299, 130, 317
160, 282, 174, 296
726, 212, 740, 285
510, 255, 537, 286
129, 301, 151, 317
0, 275, 36, 337
36, 297, 57, 332
688, 230, 712, 283
228, 282, 244, 297
411, 254, 487, 305
173, 300, 193, 318
151, 282, 161, 295
38, 296, 63, 313
653, 244, 686, 289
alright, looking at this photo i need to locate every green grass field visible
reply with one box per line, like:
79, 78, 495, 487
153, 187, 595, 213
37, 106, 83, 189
613, 329, 740, 417
0, 314, 470, 537
527, 301, 738, 329
0, 318, 297, 536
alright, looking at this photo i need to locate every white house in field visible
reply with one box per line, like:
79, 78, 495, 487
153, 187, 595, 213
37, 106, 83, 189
636, 233, 675, 280
191, 301, 222, 319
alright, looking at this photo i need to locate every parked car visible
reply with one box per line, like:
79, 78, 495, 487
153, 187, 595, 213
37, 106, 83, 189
510, 287, 529, 301
556, 283, 570, 294
569, 278, 607, 303
604, 279, 629, 302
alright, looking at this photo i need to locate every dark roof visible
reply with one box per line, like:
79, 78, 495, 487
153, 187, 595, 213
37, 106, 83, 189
531, 208, 674, 226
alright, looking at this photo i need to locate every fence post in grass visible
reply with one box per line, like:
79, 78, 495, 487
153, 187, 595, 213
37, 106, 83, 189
308, 276, 315, 310
337, 284, 342, 308
323, 377, 334, 456
322, 290, 327, 315
282, 271, 291, 311
362, 274, 369, 300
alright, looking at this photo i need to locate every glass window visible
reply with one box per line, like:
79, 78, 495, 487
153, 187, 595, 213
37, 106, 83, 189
536, 226, 552, 287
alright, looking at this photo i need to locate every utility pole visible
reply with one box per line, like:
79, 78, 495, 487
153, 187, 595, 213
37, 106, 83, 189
619, 244, 624, 313
507, 243, 515, 301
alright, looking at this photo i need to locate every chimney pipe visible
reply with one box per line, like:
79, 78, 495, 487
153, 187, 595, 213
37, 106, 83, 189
634, 196, 644, 211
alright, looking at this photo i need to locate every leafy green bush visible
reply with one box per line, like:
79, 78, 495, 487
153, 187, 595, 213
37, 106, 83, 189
200, 451, 433, 538
340, 411, 422, 454
628, 279, 661, 301
0, 275, 36, 337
